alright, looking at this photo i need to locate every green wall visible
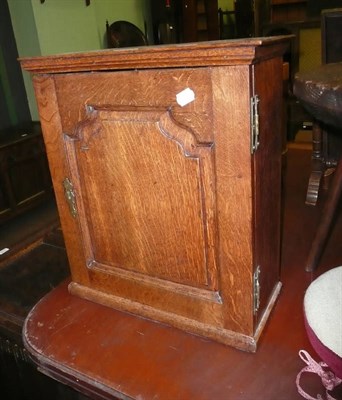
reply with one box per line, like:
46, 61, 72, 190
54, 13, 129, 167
8, 0, 40, 120
218, 0, 234, 10
8, 0, 231, 121
31, 0, 99, 55
9, 0, 149, 56
8, 0, 150, 120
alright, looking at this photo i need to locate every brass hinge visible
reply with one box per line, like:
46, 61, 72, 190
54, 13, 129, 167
253, 265, 261, 315
63, 177, 77, 218
250, 95, 260, 154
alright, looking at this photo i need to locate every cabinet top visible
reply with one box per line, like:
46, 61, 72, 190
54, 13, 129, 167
20, 36, 290, 74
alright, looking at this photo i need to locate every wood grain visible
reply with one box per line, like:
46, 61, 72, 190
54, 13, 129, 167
21, 38, 287, 351
20, 37, 290, 73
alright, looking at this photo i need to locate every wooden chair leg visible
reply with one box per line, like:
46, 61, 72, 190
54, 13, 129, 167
306, 121, 325, 206
305, 158, 342, 271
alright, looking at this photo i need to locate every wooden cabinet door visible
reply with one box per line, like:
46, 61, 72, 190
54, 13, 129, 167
44, 67, 253, 346
31, 50, 283, 352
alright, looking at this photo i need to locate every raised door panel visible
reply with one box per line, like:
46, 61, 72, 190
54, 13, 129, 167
65, 107, 218, 290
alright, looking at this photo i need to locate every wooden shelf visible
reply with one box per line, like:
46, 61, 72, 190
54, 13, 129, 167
271, 0, 307, 5
270, 0, 308, 22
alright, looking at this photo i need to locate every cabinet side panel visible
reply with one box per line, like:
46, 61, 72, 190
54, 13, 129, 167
32, 75, 89, 285
212, 66, 254, 336
253, 58, 283, 329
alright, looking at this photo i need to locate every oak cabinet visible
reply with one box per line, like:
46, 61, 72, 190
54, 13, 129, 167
21, 37, 288, 352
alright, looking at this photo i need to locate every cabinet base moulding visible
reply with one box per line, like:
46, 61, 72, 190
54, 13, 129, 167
69, 281, 282, 352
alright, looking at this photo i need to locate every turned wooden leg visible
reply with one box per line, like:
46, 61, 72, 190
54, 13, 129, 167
306, 121, 325, 206
305, 158, 342, 271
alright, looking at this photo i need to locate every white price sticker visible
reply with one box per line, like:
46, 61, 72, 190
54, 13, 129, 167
0, 248, 9, 255
176, 88, 195, 107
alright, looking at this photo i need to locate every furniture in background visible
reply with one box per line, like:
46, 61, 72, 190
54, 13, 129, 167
303, 9, 342, 206
20, 37, 288, 352
0, 225, 89, 400
262, 19, 321, 141
217, 8, 236, 39
234, 0, 255, 37
294, 62, 342, 271
261, 3, 342, 145
269, 0, 308, 23
151, 0, 263, 44
0, 122, 53, 224
181, 0, 219, 42
150, 0, 180, 44
149, 0, 220, 45
106, 20, 148, 48
321, 8, 342, 65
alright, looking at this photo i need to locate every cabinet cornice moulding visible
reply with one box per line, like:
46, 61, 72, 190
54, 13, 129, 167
20, 36, 291, 74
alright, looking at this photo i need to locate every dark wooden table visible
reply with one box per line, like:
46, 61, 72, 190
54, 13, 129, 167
22, 275, 336, 400
294, 62, 342, 129
294, 62, 342, 206
21, 147, 342, 400
0, 225, 88, 400
294, 62, 342, 271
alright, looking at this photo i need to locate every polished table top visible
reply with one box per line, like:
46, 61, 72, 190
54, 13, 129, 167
294, 62, 342, 128
22, 273, 337, 400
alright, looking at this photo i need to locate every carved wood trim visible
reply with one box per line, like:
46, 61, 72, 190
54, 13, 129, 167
20, 37, 290, 74
64, 106, 219, 291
